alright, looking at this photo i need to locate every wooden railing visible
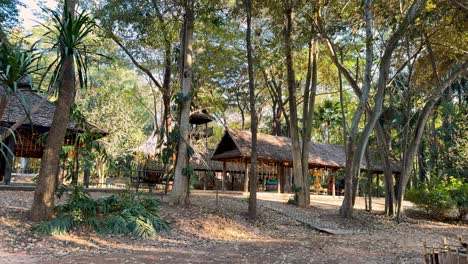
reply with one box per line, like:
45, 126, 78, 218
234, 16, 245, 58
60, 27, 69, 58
424, 237, 467, 264
190, 127, 213, 139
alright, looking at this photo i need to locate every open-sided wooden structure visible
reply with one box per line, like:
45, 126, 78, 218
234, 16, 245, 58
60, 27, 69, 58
211, 129, 401, 194
0, 86, 106, 184
133, 109, 217, 189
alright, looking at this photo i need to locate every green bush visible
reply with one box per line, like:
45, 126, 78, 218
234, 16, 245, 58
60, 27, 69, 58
449, 183, 468, 219
33, 186, 169, 238
406, 177, 467, 220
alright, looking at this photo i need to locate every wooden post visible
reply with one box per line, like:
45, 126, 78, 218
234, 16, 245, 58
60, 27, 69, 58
277, 163, 281, 193
313, 169, 322, 194
3, 136, 15, 185
332, 172, 336, 198
222, 161, 227, 191
204, 123, 208, 149
376, 173, 380, 197
282, 165, 290, 193
244, 159, 249, 193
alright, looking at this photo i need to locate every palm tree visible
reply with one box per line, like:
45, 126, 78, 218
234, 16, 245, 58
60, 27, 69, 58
315, 99, 342, 144
31, 0, 95, 221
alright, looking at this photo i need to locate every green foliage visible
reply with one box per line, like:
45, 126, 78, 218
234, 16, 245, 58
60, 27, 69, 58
406, 177, 467, 219
182, 165, 194, 177
33, 185, 169, 238
448, 182, 468, 219
40, 4, 96, 93
287, 185, 302, 205
173, 92, 192, 105
0, 40, 41, 91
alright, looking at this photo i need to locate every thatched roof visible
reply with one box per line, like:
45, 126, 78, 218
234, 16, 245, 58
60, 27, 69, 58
191, 149, 243, 172
189, 109, 215, 125
0, 87, 106, 134
211, 129, 400, 173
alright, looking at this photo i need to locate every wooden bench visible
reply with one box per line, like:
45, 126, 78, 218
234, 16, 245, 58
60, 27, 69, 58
130, 160, 166, 191
424, 237, 467, 264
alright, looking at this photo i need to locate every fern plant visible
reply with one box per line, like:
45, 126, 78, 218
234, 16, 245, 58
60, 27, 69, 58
33, 185, 169, 238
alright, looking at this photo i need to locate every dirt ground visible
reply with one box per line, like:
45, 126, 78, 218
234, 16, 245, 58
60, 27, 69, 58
0, 190, 466, 264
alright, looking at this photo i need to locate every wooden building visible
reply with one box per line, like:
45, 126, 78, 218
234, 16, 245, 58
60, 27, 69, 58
211, 129, 400, 194
0, 86, 106, 184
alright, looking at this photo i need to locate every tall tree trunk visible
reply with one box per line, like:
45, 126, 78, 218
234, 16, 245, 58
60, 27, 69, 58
301, 35, 318, 206
342, 0, 425, 218
340, 0, 374, 218
161, 35, 173, 191
395, 63, 466, 222
245, 0, 257, 220
30, 0, 78, 221
171, 0, 194, 205
375, 124, 396, 216
338, 50, 347, 145
283, 0, 305, 206
71, 143, 80, 185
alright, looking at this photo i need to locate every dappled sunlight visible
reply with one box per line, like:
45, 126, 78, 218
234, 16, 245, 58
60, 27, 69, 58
87, 236, 192, 254
0, 216, 21, 228
177, 214, 262, 242
52, 234, 101, 249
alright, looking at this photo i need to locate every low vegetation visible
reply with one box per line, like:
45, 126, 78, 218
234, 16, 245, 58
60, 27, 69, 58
32, 186, 169, 238
406, 177, 468, 220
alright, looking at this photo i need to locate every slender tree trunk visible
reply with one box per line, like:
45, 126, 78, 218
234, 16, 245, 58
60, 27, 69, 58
301, 35, 318, 206
171, 0, 194, 205
342, 0, 425, 218
395, 63, 466, 222
245, 0, 257, 220
283, 1, 305, 206
0, 95, 7, 121
71, 142, 79, 185
338, 51, 347, 145
375, 124, 396, 216
30, 0, 77, 221
364, 149, 373, 212
340, 0, 374, 218
161, 39, 173, 194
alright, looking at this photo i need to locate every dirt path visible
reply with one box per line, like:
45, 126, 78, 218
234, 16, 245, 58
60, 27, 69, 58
0, 190, 466, 263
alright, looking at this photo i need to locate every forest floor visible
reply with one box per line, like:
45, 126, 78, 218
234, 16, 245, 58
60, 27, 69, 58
0, 190, 466, 264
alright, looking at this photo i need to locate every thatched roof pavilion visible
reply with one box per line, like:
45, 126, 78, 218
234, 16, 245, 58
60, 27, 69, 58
210, 129, 400, 194
212, 129, 400, 173
0, 86, 106, 184
0, 87, 106, 158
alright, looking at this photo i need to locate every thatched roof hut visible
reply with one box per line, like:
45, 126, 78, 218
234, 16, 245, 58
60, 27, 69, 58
1, 87, 104, 133
189, 109, 215, 125
0, 87, 106, 158
211, 129, 400, 173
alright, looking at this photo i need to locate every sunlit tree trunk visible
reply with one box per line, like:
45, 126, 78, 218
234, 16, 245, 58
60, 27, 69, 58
31, 0, 78, 221
171, 0, 194, 205
245, 0, 257, 220
283, 0, 305, 206
301, 33, 318, 206
340, 0, 374, 218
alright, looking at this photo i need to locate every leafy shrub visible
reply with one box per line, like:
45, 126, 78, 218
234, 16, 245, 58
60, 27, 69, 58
33, 186, 169, 238
406, 186, 454, 218
406, 177, 467, 220
448, 183, 468, 219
